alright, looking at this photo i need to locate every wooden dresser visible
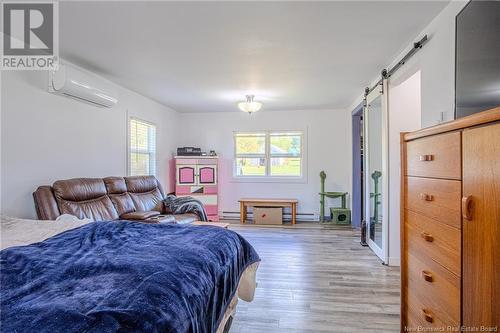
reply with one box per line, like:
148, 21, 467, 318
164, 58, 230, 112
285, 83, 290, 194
401, 107, 500, 331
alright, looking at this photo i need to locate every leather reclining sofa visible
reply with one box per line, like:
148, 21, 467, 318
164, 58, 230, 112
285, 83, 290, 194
33, 176, 198, 224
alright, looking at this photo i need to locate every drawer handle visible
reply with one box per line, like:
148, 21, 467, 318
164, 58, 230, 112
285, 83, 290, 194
420, 232, 434, 242
462, 195, 473, 221
421, 270, 434, 282
422, 309, 434, 323
419, 154, 434, 161
419, 193, 434, 201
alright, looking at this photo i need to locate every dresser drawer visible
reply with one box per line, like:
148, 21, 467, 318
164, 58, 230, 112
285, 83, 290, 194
407, 252, 460, 323
405, 210, 461, 276
405, 177, 462, 229
406, 289, 460, 330
406, 131, 461, 180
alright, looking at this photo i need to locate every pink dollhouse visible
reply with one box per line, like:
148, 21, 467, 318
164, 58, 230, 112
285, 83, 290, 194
174, 156, 219, 221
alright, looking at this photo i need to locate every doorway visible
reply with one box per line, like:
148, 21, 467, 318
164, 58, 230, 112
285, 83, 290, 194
351, 104, 364, 234
386, 69, 421, 265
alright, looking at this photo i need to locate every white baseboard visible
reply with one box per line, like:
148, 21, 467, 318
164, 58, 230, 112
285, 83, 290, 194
387, 257, 400, 267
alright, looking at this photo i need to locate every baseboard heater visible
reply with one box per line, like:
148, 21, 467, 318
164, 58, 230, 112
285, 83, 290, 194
221, 211, 317, 222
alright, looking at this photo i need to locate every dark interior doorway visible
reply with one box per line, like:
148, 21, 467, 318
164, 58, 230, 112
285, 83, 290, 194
351, 104, 364, 235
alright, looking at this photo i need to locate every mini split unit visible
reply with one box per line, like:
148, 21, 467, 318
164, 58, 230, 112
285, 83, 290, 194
48, 64, 118, 108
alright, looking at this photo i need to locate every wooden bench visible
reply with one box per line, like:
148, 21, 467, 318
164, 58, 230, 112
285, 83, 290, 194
238, 198, 298, 225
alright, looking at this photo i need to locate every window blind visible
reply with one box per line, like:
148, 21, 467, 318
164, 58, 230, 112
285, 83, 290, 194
129, 118, 156, 176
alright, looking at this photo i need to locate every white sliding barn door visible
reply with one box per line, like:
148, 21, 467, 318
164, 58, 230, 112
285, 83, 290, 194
363, 80, 389, 263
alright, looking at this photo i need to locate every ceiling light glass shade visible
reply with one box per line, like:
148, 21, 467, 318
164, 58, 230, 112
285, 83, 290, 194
238, 95, 262, 113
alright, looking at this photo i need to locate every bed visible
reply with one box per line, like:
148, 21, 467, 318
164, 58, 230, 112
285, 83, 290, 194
0, 216, 260, 333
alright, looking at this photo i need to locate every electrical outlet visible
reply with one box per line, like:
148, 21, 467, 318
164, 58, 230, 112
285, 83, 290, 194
439, 111, 452, 123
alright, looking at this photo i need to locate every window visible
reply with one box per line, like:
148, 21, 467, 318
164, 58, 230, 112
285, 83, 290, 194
129, 118, 156, 176
234, 131, 303, 177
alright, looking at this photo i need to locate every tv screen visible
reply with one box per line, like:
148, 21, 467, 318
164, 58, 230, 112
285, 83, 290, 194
455, 0, 500, 119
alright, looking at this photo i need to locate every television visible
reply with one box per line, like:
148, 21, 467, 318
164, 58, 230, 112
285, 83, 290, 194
455, 0, 500, 119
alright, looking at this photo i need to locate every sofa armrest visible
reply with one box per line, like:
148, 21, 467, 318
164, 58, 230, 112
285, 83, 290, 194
120, 211, 161, 220
33, 186, 61, 220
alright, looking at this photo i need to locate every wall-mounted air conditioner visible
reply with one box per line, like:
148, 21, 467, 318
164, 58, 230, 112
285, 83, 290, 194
48, 64, 118, 108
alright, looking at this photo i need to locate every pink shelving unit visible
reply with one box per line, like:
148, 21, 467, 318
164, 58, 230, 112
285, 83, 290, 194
174, 156, 219, 221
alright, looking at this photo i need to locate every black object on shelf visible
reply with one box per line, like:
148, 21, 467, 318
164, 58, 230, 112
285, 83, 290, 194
177, 147, 202, 156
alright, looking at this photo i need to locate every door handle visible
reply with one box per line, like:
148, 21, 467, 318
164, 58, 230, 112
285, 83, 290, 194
462, 195, 473, 221
419, 193, 434, 201
421, 270, 434, 282
422, 309, 433, 323
419, 154, 434, 161
420, 232, 434, 242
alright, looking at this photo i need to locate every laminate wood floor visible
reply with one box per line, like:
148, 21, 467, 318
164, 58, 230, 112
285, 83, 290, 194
227, 224, 400, 333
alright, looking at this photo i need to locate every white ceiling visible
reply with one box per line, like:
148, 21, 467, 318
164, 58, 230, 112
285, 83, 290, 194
60, 1, 449, 113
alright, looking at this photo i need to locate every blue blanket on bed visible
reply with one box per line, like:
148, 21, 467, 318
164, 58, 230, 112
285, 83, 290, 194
0, 221, 260, 333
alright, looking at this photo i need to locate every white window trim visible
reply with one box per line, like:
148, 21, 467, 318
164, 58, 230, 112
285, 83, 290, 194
231, 130, 308, 184
127, 117, 157, 177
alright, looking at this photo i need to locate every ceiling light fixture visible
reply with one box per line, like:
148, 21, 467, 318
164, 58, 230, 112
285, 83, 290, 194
238, 95, 262, 114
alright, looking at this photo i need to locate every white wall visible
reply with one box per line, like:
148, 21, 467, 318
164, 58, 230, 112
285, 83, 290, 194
387, 70, 421, 266
178, 109, 352, 219
365, 1, 467, 128
410, 1, 467, 127
1, 63, 180, 219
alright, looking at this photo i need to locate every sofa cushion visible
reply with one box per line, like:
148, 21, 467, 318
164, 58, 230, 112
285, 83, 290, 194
129, 189, 164, 212
53, 178, 107, 202
58, 195, 119, 221
120, 211, 160, 220
109, 193, 135, 215
103, 177, 127, 194
125, 176, 161, 194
